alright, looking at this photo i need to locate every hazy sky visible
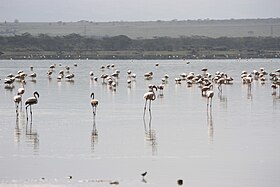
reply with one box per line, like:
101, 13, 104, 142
1, 0, 280, 22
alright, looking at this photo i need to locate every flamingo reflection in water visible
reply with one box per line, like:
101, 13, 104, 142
14, 108, 39, 152
143, 116, 157, 155
91, 119, 99, 152
207, 109, 214, 143
25, 91, 40, 121
218, 92, 228, 109
25, 119, 39, 152
14, 115, 21, 143
14, 101, 27, 143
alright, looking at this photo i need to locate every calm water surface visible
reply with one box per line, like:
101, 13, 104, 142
0, 59, 280, 187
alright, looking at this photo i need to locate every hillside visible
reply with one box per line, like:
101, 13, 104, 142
1, 18, 280, 39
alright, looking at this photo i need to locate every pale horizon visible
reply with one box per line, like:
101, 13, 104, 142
1, 0, 280, 22
1, 17, 280, 23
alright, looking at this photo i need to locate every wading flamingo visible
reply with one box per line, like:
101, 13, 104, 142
90, 92, 99, 117
13, 93, 22, 116
143, 85, 157, 118
25, 91, 40, 121
206, 90, 214, 108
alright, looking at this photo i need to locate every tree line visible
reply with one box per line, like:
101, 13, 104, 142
0, 33, 280, 59
0, 33, 280, 52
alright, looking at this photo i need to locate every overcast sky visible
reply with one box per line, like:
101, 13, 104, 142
1, 0, 280, 22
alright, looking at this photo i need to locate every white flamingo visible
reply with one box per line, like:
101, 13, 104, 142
17, 80, 26, 108
217, 77, 225, 93
4, 77, 15, 86
201, 67, 208, 76
143, 85, 157, 118
65, 73, 75, 80
131, 73, 137, 79
206, 90, 214, 108
144, 72, 153, 80
90, 92, 99, 117
13, 93, 22, 115
127, 70, 132, 77
29, 72, 37, 80
17, 80, 25, 95
201, 84, 213, 96
157, 84, 164, 96
271, 83, 279, 95
89, 71, 94, 77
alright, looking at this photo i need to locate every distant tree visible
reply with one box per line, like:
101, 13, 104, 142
102, 35, 132, 50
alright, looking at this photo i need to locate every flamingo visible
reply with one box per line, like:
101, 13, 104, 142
244, 75, 253, 93
127, 78, 132, 85
65, 65, 70, 73
4, 77, 15, 86
157, 84, 164, 96
49, 64, 56, 70
271, 83, 279, 95
17, 80, 25, 109
201, 84, 213, 96
206, 90, 214, 108
90, 92, 99, 117
100, 65, 105, 70
127, 70, 132, 76
131, 73, 137, 79
25, 91, 40, 121
89, 71, 94, 77
47, 70, 53, 78
57, 70, 64, 80
17, 80, 25, 95
175, 77, 181, 84
13, 93, 22, 115
217, 77, 225, 93
143, 85, 157, 118
59, 70, 64, 77
144, 72, 153, 80
65, 73, 75, 80
29, 72, 37, 80
186, 79, 193, 87
201, 67, 208, 76
100, 74, 108, 83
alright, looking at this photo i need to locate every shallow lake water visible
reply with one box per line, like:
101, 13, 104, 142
0, 59, 280, 187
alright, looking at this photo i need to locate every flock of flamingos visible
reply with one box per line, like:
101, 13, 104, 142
1, 61, 280, 184
2, 62, 280, 124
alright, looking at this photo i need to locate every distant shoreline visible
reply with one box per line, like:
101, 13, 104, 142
0, 50, 279, 60
1, 18, 280, 39
1, 18, 280, 60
